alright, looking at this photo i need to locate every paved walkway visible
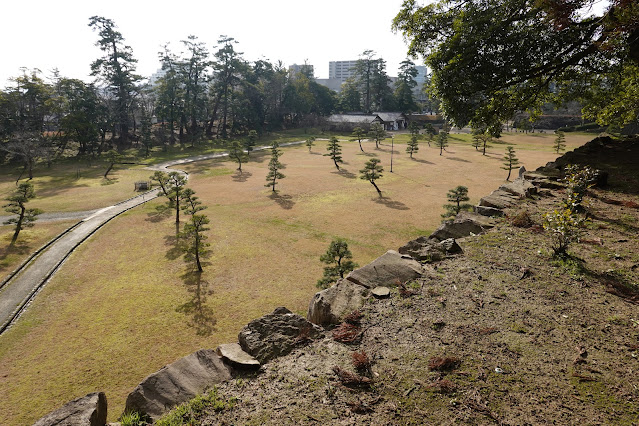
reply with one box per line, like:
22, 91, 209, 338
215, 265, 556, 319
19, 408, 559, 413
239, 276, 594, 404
0, 141, 305, 334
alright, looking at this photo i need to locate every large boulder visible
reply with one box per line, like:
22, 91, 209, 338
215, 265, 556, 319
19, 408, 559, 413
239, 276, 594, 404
398, 237, 462, 262
124, 349, 231, 421
33, 392, 107, 426
478, 189, 519, 209
499, 178, 537, 198
430, 218, 487, 241
345, 250, 424, 289
239, 307, 323, 363
307, 279, 369, 326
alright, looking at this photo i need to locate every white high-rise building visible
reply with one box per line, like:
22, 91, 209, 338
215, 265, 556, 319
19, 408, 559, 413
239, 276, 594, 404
328, 60, 359, 83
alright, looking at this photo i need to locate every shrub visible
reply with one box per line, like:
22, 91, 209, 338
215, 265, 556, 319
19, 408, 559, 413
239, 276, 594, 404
542, 207, 587, 257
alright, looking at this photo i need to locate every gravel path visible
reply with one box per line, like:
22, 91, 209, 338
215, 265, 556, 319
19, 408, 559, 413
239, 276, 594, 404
0, 141, 305, 335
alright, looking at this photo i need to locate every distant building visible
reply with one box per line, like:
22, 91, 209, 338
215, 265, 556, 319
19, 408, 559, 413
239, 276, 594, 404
328, 60, 358, 83
289, 63, 314, 78
325, 114, 383, 131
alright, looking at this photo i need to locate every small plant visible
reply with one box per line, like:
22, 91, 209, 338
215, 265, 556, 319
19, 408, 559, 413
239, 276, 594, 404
317, 239, 358, 289
542, 207, 587, 257
562, 164, 598, 212
442, 185, 473, 218
511, 211, 534, 228
332, 366, 372, 388
332, 322, 362, 344
352, 351, 371, 372
155, 388, 235, 426
428, 356, 461, 372
120, 410, 144, 426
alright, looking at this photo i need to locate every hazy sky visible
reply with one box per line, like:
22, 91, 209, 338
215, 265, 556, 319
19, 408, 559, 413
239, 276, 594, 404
0, 0, 418, 87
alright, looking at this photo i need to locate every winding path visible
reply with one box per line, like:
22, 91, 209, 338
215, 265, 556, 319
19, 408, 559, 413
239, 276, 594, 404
0, 141, 306, 335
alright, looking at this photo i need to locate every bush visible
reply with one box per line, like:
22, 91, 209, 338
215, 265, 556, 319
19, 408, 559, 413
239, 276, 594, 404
542, 207, 587, 257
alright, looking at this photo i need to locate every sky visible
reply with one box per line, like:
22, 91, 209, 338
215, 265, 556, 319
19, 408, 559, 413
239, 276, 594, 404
0, 0, 420, 88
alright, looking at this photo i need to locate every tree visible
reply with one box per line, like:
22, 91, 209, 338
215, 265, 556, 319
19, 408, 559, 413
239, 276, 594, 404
150, 170, 170, 196
211, 36, 245, 139
317, 239, 358, 289
424, 123, 436, 146
393, 1, 639, 132
338, 78, 361, 112
502, 146, 521, 180
228, 140, 248, 173
406, 122, 420, 158
442, 186, 472, 218
3, 182, 42, 245
355, 50, 377, 113
180, 189, 209, 272
394, 59, 419, 113
265, 142, 285, 191
245, 130, 258, 156
554, 130, 567, 154
166, 171, 188, 226
178, 36, 210, 143
2, 132, 48, 181
471, 131, 482, 151
103, 149, 122, 178
324, 137, 343, 170
360, 158, 384, 197
368, 122, 387, 149
436, 130, 448, 155
88, 16, 139, 148
351, 127, 366, 152
305, 136, 316, 152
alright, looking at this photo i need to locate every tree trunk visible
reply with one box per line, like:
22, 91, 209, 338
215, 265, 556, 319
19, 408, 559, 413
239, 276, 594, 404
371, 180, 382, 197
10, 205, 25, 245
104, 162, 114, 178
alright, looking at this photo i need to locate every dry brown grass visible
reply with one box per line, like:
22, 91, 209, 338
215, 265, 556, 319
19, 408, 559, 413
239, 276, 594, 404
0, 133, 589, 424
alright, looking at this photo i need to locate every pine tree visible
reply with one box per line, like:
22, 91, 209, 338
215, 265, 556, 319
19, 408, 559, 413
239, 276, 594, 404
442, 185, 473, 218
471, 130, 482, 151
317, 239, 358, 289
245, 130, 258, 157
306, 136, 316, 152
502, 146, 521, 181
406, 122, 420, 158
150, 171, 170, 196
166, 171, 188, 226
324, 137, 343, 170
554, 130, 566, 154
360, 158, 384, 197
424, 123, 436, 146
265, 142, 285, 191
228, 140, 248, 173
368, 123, 387, 149
3, 182, 42, 245
180, 188, 209, 272
351, 127, 367, 152
436, 130, 448, 155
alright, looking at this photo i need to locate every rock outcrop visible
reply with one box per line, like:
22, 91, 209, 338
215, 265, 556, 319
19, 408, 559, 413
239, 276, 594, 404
239, 307, 323, 363
216, 343, 260, 369
124, 349, 231, 421
398, 236, 462, 262
345, 250, 424, 288
307, 278, 369, 326
33, 392, 107, 426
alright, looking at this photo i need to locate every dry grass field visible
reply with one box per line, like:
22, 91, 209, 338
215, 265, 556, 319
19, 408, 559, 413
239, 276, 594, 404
0, 132, 592, 424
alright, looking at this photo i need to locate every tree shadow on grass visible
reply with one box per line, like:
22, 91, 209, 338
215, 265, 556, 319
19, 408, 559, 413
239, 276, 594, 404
164, 233, 186, 260
146, 204, 172, 223
232, 170, 252, 182
447, 156, 471, 163
332, 169, 357, 179
374, 196, 410, 210
269, 192, 295, 210
358, 151, 378, 157
101, 177, 118, 185
176, 270, 217, 336
411, 158, 434, 165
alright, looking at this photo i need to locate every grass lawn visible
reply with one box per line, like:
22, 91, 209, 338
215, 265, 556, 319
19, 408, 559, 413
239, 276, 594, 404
0, 220, 79, 275
0, 131, 592, 424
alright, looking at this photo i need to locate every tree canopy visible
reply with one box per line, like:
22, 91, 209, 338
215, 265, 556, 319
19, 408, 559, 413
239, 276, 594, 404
393, 0, 639, 133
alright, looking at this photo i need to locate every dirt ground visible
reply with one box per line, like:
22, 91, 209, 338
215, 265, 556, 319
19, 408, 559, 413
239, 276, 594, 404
188, 137, 639, 425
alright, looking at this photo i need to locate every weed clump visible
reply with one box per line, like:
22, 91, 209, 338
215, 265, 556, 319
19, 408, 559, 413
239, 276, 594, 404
352, 351, 371, 372
511, 211, 534, 228
332, 323, 362, 344
428, 356, 461, 372
428, 379, 458, 394
332, 366, 372, 388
